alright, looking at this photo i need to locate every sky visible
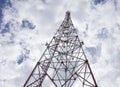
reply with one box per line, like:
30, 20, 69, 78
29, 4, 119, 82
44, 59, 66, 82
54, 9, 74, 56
0, 0, 120, 87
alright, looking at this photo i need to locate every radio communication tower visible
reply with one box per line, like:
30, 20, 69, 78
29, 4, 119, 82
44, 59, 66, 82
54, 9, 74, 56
23, 11, 98, 87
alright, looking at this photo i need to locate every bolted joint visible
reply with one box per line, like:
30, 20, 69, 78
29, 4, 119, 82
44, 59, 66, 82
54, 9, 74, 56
85, 60, 88, 63
37, 62, 40, 65
81, 41, 84, 45
74, 78, 76, 80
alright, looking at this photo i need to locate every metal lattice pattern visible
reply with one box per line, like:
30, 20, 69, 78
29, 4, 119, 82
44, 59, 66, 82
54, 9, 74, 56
23, 11, 98, 87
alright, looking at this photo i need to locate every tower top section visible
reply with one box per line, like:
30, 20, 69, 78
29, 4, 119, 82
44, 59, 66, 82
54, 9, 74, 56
60, 11, 73, 29
65, 11, 71, 21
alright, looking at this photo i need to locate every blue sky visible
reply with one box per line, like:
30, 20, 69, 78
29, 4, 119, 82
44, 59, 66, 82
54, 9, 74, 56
0, 0, 120, 87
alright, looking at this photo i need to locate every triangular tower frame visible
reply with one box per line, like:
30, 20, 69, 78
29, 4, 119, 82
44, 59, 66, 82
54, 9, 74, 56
23, 11, 98, 87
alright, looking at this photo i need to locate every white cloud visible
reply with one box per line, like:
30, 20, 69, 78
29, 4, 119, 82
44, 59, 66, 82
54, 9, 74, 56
0, 0, 120, 87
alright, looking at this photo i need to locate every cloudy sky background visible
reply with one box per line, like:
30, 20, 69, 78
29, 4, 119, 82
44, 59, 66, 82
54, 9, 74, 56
0, 0, 120, 87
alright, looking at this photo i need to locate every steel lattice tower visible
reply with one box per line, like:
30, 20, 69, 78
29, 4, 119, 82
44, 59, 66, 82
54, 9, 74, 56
23, 11, 98, 87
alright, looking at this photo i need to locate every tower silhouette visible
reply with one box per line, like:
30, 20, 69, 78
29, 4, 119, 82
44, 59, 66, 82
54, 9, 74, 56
23, 11, 98, 87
